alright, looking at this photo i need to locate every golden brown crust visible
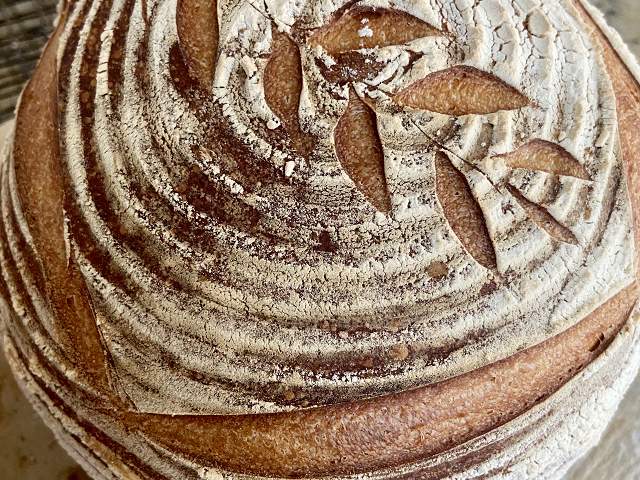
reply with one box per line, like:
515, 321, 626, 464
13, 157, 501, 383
176, 0, 218, 90
3, 1, 640, 479
308, 6, 441, 55
434, 152, 497, 270
264, 28, 314, 158
393, 65, 530, 116
12, 3, 113, 396
334, 87, 391, 213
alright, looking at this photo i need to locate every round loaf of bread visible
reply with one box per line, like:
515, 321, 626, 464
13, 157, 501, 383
1, 0, 640, 478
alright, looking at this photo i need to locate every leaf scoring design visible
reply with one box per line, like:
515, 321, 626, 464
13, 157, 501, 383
507, 185, 578, 245
264, 28, 313, 157
335, 87, 391, 212
497, 139, 590, 180
176, 0, 218, 89
394, 66, 530, 115
435, 153, 497, 270
309, 6, 442, 56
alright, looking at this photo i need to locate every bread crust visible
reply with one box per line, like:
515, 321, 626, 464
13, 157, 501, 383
1, 0, 640, 479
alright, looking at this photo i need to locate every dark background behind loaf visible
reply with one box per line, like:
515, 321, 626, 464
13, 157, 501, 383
0, 0, 58, 121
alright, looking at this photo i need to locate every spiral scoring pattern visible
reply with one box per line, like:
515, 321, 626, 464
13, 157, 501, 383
14, 0, 628, 415
0, 0, 640, 479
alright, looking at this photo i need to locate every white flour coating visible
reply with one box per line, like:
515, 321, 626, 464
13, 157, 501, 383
0, 0, 636, 416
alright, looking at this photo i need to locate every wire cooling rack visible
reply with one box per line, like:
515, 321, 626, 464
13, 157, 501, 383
0, 0, 59, 122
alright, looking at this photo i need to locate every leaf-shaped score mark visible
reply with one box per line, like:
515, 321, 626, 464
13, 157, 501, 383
435, 153, 497, 270
309, 6, 442, 56
506, 186, 578, 245
394, 66, 530, 116
335, 87, 391, 212
264, 28, 313, 157
176, 0, 218, 89
496, 139, 591, 180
